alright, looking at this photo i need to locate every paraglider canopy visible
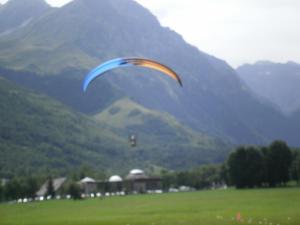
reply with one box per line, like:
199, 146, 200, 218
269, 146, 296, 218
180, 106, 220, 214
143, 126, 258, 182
83, 57, 182, 92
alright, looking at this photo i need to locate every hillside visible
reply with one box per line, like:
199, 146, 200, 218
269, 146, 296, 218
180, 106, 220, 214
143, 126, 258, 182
237, 61, 300, 114
0, 76, 230, 176
95, 98, 221, 148
0, 0, 296, 146
94, 98, 231, 168
0, 76, 133, 177
0, 0, 51, 34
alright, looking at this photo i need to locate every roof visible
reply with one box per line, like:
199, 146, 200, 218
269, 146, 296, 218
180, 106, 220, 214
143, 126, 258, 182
129, 169, 144, 175
36, 177, 67, 197
125, 169, 162, 181
109, 175, 123, 182
80, 177, 96, 183
126, 170, 148, 181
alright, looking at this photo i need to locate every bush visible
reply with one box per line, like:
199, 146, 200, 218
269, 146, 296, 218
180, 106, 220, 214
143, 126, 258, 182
68, 182, 82, 200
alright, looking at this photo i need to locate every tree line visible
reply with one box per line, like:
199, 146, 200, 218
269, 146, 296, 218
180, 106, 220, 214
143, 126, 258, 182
1, 140, 299, 202
227, 140, 299, 188
0, 166, 101, 202
0, 177, 40, 202
160, 141, 300, 190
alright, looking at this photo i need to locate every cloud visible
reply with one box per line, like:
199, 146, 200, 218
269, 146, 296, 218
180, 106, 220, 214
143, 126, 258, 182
46, 0, 72, 7
1, 0, 299, 66
136, 0, 300, 67
0, 0, 73, 7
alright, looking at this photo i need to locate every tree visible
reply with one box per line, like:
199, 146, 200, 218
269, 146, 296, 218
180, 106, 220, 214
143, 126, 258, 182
0, 185, 4, 202
228, 147, 248, 188
290, 150, 300, 184
192, 165, 222, 189
24, 177, 39, 198
265, 140, 292, 186
228, 146, 264, 188
4, 179, 22, 200
46, 177, 55, 198
244, 147, 265, 187
160, 170, 176, 191
79, 165, 95, 179
176, 171, 193, 187
220, 163, 230, 186
68, 182, 81, 200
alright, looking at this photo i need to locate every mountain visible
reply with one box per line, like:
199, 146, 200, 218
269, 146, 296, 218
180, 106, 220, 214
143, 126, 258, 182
0, 75, 136, 177
94, 98, 230, 169
0, 75, 230, 176
237, 61, 300, 115
0, 0, 51, 35
0, 0, 298, 147
289, 109, 300, 145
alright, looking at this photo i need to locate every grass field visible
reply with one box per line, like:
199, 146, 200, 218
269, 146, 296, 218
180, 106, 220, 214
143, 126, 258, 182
0, 188, 299, 225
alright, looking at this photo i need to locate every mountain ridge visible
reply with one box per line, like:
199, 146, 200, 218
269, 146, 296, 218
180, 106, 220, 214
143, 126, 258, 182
0, 75, 133, 176
0, 0, 299, 147
0, 75, 230, 176
94, 97, 231, 169
237, 61, 300, 115
0, 0, 51, 35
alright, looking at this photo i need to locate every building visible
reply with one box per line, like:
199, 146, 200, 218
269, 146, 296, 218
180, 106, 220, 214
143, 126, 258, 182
108, 175, 123, 192
79, 177, 97, 195
96, 169, 162, 194
124, 169, 162, 194
36, 177, 67, 197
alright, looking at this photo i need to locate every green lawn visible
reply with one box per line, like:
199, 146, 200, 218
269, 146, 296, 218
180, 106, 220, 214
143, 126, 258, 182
0, 188, 299, 225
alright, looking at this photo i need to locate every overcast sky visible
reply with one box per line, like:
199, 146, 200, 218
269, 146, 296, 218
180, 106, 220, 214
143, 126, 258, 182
1, 0, 299, 67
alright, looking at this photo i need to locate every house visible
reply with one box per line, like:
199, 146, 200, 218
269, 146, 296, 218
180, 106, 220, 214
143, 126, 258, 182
108, 175, 123, 192
96, 169, 162, 194
79, 177, 97, 195
36, 177, 67, 197
124, 169, 162, 194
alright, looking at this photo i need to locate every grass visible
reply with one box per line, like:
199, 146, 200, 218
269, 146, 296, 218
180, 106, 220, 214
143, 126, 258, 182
0, 188, 299, 225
